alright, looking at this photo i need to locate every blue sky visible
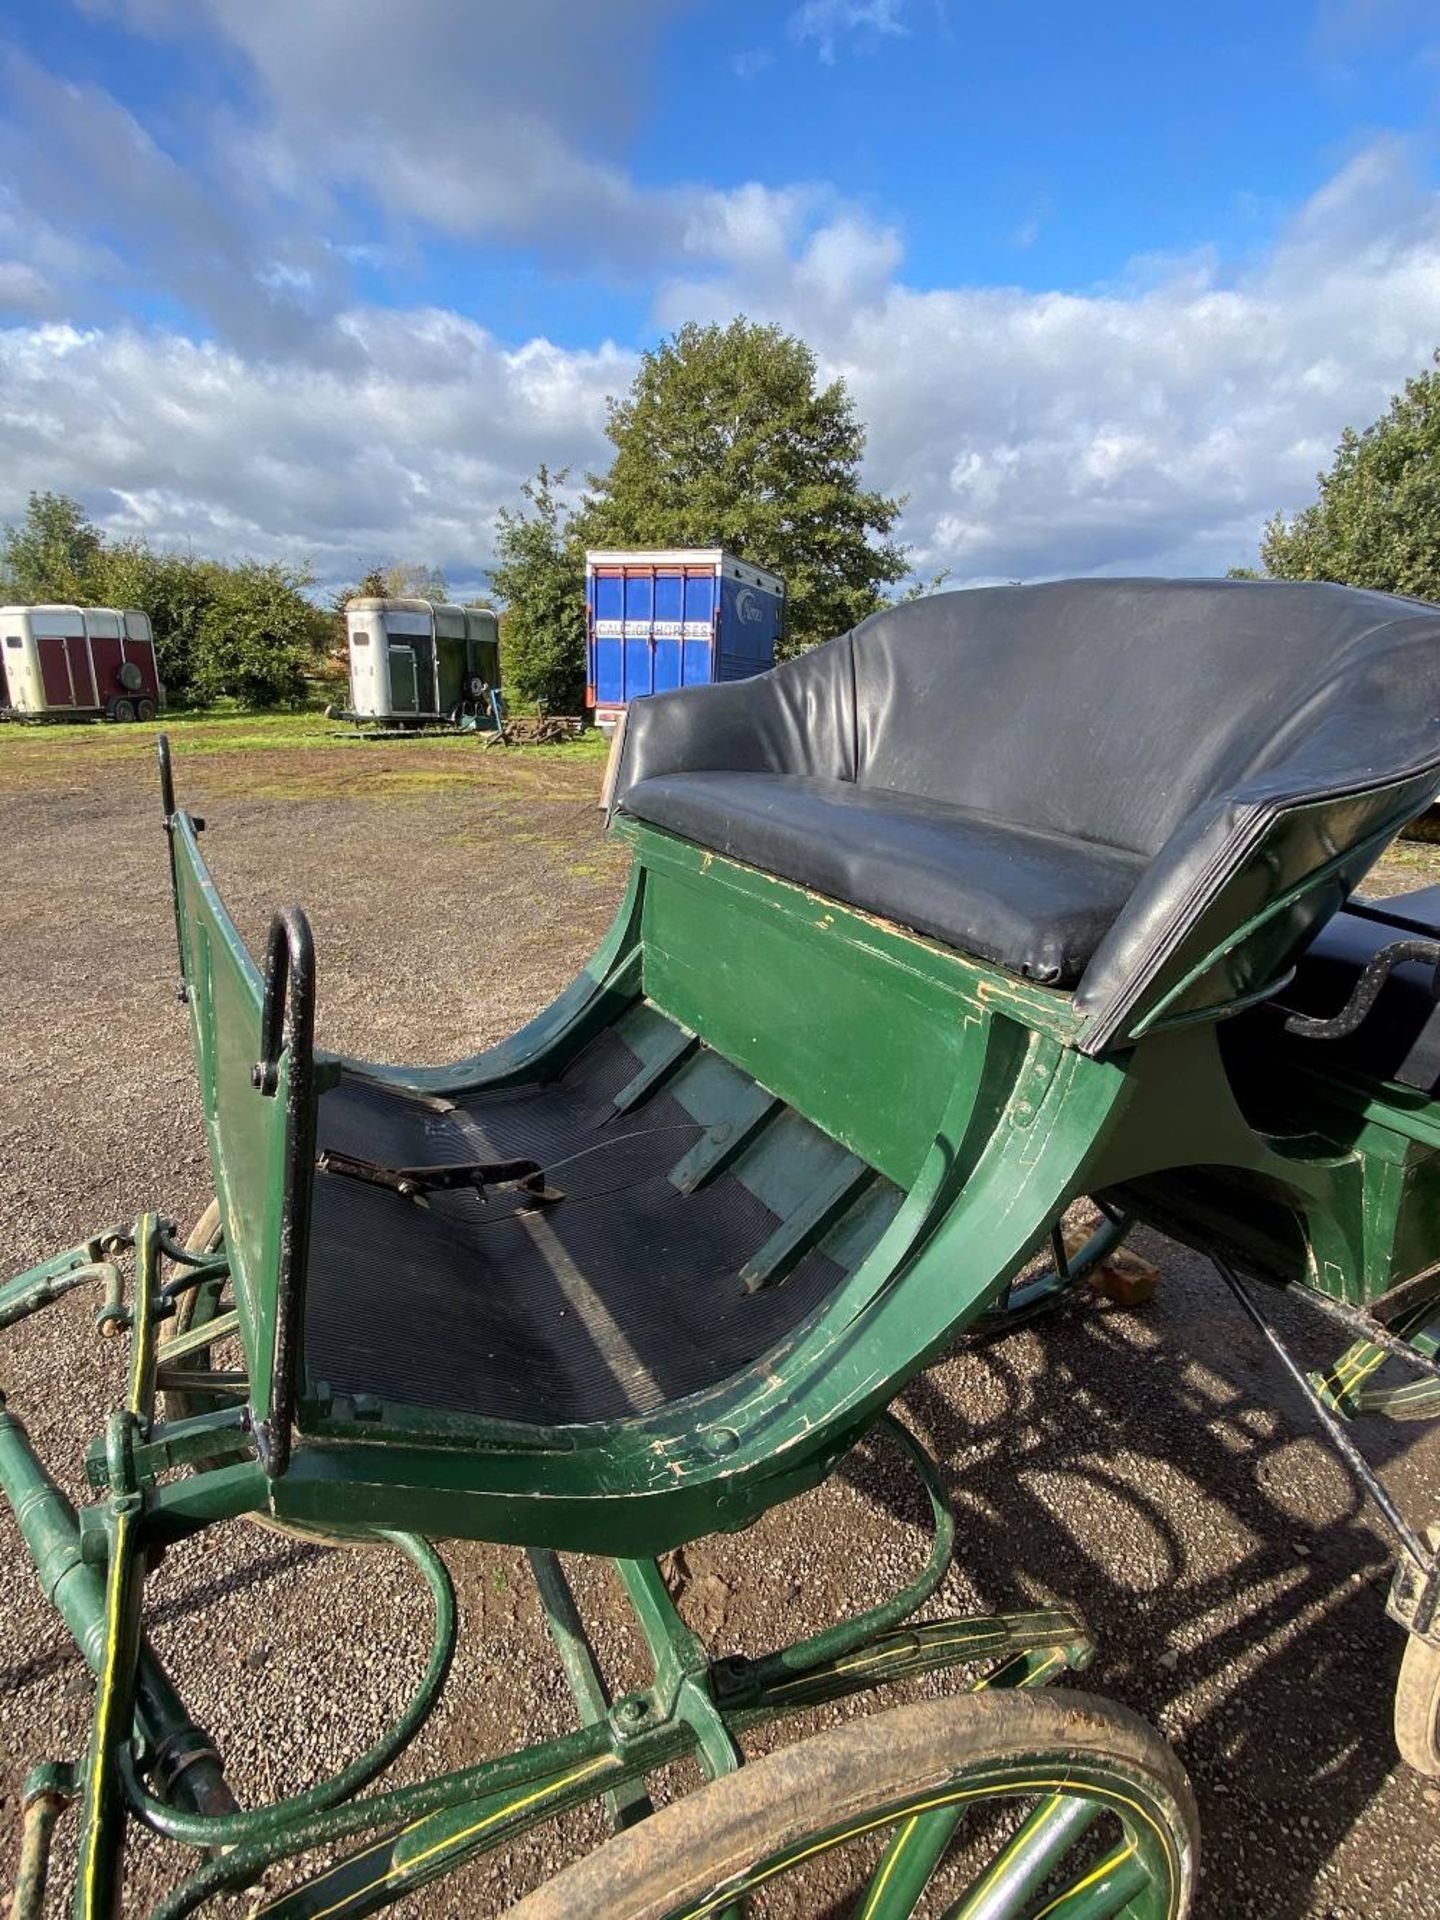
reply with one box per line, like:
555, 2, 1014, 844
0, 0, 1437, 596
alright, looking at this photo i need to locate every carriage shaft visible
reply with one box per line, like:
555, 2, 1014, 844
0, 1392, 235, 1817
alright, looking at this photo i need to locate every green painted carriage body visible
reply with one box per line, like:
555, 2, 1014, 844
12, 572, 1440, 1916
160, 775, 1440, 1556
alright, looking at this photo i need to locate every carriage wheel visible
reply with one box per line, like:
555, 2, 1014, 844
158, 1199, 225, 1401
160, 1200, 360, 1547
1395, 1632, 1440, 1778
1394, 1529, 1440, 1777
510, 1691, 1198, 1920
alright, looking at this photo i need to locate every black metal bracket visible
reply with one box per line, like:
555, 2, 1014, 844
1283, 936, 1440, 1041
1281, 1275, 1440, 1385
250, 908, 317, 1481
1389, 1540, 1440, 1643
253, 911, 312, 1097
316, 1148, 562, 1207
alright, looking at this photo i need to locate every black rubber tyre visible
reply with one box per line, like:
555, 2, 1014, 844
110, 697, 137, 723
136, 696, 157, 722
117, 659, 145, 693
509, 1691, 1199, 1920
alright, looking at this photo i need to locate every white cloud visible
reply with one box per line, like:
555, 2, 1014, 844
68, 0, 700, 272
0, 315, 633, 595
6, 143, 1438, 597
731, 47, 774, 79
0, 2, 1437, 601
789, 0, 909, 63
660, 139, 1440, 581
0, 48, 345, 349
0, 182, 122, 319
0, 4, 870, 346
0, 260, 57, 315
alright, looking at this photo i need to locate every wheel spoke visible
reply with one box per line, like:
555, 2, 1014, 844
1026, 1840, 1151, 1920
854, 1803, 964, 1919
942, 1793, 1101, 1920
154, 1307, 239, 1365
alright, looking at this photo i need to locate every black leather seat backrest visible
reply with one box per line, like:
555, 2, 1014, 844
849, 578, 1434, 856
611, 576, 1440, 1052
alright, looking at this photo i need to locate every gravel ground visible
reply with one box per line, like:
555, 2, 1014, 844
4, 720, 1440, 1917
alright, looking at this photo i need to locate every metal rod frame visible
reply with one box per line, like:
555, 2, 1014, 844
0, 1220, 1095, 1919
1281, 1276, 1440, 1385
1213, 1255, 1436, 1571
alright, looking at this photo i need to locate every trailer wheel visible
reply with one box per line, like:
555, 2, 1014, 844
109, 697, 137, 723
136, 697, 157, 723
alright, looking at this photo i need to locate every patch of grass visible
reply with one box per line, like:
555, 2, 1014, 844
1373, 837, 1440, 887
0, 708, 611, 796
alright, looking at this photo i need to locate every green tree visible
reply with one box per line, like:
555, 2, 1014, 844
491, 464, 586, 710
379, 561, 448, 601
93, 543, 326, 706
333, 566, 390, 609
577, 318, 907, 653
1, 491, 106, 602
331, 560, 451, 608
97, 541, 214, 699
0, 493, 328, 705
328, 567, 392, 663
1256, 351, 1440, 598
187, 560, 329, 707
893, 566, 953, 602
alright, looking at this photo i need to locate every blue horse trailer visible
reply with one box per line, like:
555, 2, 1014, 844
585, 548, 785, 734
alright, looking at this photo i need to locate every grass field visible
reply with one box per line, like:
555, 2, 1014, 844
0, 708, 611, 803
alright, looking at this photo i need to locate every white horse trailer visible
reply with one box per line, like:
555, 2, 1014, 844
0, 605, 163, 722
337, 598, 501, 729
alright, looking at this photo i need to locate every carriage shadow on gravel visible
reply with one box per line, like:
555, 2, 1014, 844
818, 1234, 1440, 1920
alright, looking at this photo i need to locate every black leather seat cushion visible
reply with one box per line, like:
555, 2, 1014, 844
612, 579, 1440, 1044
1269, 894, 1440, 1093
621, 771, 1146, 985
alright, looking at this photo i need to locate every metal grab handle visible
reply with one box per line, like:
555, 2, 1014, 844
250, 907, 318, 1480
253, 908, 316, 1096
1283, 936, 1440, 1041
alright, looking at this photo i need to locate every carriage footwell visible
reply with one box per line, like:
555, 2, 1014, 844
302, 1010, 889, 1427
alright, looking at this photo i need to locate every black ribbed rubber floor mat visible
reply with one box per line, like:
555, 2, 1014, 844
303, 1032, 847, 1424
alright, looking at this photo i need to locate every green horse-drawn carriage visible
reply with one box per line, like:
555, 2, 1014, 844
9, 576, 1440, 1916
